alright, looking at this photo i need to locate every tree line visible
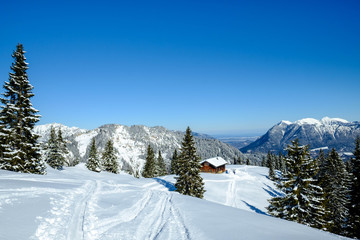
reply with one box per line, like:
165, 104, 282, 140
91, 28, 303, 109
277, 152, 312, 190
266, 138, 360, 239
142, 127, 205, 199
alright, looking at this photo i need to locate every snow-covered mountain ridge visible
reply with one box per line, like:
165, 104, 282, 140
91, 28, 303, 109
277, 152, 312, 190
241, 117, 360, 155
34, 123, 243, 174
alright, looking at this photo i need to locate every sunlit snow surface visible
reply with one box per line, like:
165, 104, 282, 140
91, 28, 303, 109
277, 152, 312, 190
0, 164, 349, 240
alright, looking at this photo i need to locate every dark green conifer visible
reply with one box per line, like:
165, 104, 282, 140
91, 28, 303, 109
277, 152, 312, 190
278, 152, 286, 173
0, 44, 44, 174
170, 149, 179, 174
318, 148, 349, 235
246, 159, 250, 165
86, 138, 101, 172
72, 157, 80, 166
349, 137, 360, 238
142, 145, 156, 178
57, 128, 69, 166
175, 127, 205, 198
268, 156, 276, 180
156, 150, 167, 176
102, 139, 118, 174
237, 156, 243, 165
268, 139, 326, 229
266, 152, 272, 168
345, 160, 352, 176
261, 156, 266, 167
45, 127, 64, 170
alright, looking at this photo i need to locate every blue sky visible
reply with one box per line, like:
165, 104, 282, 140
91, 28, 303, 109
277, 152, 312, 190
0, 0, 359, 135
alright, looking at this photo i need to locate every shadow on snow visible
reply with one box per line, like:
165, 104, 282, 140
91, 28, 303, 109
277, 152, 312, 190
153, 178, 176, 191
241, 200, 268, 216
263, 183, 283, 198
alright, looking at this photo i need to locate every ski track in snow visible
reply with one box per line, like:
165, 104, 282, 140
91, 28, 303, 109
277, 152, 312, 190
26, 177, 191, 240
225, 174, 238, 208
86, 183, 191, 240
32, 180, 97, 240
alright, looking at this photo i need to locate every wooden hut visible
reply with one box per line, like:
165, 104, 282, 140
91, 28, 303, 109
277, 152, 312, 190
200, 157, 227, 174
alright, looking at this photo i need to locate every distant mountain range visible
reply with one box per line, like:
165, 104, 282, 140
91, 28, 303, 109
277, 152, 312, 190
34, 123, 243, 175
215, 136, 259, 149
240, 117, 360, 157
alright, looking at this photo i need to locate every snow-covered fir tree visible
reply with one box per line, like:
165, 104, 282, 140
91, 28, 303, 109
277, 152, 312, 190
142, 145, 156, 178
349, 136, 360, 238
268, 155, 276, 180
233, 156, 242, 165
318, 148, 350, 235
57, 128, 70, 166
0, 44, 45, 174
44, 127, 64, 170
86, 138, 101, 172
102, 139, 118, 174
72, 157, 80, 166
238, 156, 243, 165
276, 152, 286, 172
175, 127, 205, 199
266, 152, 277, 169
268, 139, 326, 229
156, 150, 167, 176
261, 156, 266, 167
170, 149, 179, 174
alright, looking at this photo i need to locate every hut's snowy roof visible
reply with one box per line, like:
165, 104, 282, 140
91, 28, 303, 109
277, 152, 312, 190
201, 157, 228, 168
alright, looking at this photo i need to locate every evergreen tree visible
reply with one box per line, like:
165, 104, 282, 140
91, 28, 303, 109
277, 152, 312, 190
318, 148, 350, 235
237, 156, 243, 165
349, 136, 360, 238
246, 159, 250, 165
156, 150, 167, 176
278, 152, 286, 173
345, 160, 353, 176
72, 157, 80, 166
274, 152, 283, 171
0, 44, 44, 174
102, 139, 118, 174
57, 128, 69, 166
142, 145, 156, 178
317, 149, 327, 173
261, 156, 266, 167
175, 127, 205, 198
268, 155, 276, 180
266, 152, 272, 168
86, 138, 101, 172
268, 139, 326, 229
44, 127, 64, 170
170, 149, 179, 174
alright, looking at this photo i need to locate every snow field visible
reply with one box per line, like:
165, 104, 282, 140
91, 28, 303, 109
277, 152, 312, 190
162, 165, 279, 214
0, 164, 350, 240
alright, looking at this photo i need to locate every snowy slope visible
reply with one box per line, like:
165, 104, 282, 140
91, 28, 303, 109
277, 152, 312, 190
33, 123, 243, 175
0, 165, 349, 240
241, 117, 360, 155
161, 165, 278, 214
